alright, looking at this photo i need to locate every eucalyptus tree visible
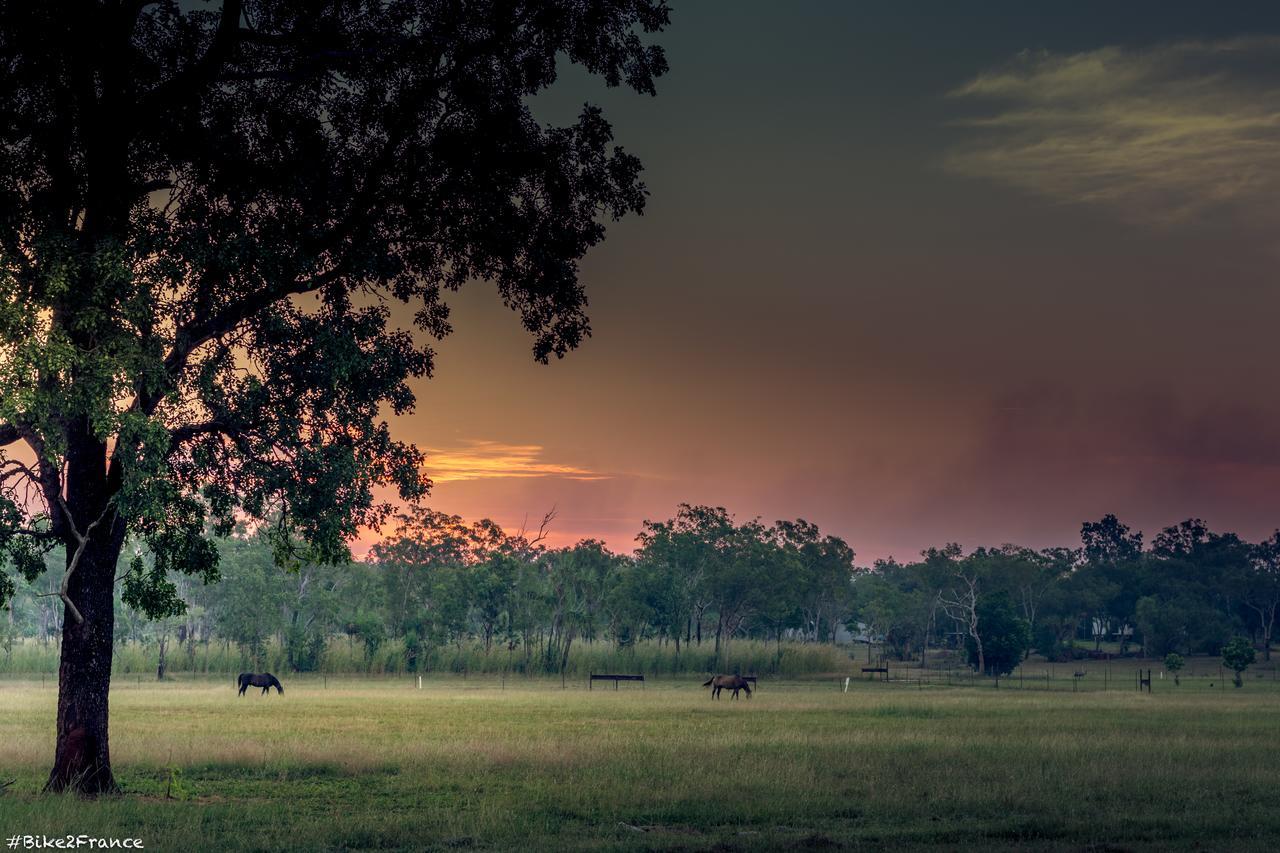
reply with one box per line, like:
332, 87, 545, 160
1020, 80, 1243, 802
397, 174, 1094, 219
0, 0, 668, 792
1078, 515, 1145, 651
635, 504, 735, 647
541, 539, 619, 673
773, 519, 856, 643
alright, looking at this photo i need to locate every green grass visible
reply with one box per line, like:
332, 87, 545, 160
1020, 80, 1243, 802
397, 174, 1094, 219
2, 675, 1279, 851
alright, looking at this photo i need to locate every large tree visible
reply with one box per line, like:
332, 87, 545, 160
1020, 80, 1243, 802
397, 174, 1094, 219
0, 0, 668, 793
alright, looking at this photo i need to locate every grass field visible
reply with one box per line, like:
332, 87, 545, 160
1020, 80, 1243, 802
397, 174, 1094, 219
2, 671, 1279, 851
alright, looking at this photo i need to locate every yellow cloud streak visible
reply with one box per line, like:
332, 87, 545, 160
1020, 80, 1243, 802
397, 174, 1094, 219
424, 440, 610, 483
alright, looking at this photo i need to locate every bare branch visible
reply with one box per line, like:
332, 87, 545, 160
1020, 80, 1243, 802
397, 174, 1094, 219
51, 493, 115, 626
531, 506, 557, 548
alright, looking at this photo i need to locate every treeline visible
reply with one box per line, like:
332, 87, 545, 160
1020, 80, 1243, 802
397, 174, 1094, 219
2, 507, 1277, 679
858, 515, 1280, 675
1, 505, 857, 676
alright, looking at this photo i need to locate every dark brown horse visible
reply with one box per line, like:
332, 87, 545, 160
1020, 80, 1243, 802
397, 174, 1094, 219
238, 672, 284, 696
703, 674, 752, 700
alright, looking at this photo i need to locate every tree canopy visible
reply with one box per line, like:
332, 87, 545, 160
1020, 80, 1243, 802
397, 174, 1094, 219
0, 0, 669, 794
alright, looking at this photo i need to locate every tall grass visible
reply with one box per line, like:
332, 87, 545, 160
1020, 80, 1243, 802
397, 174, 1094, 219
0, 635, 852, 678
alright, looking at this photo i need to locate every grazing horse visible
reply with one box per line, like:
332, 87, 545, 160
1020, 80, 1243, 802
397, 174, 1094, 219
703, 674, 752, 700
238, 672, 284, 696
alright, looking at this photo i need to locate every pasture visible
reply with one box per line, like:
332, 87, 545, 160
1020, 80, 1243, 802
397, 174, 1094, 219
1, 673, 1279, 851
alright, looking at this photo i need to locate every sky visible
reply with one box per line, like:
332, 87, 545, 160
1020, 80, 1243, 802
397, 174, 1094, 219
373, 1, 1280, 562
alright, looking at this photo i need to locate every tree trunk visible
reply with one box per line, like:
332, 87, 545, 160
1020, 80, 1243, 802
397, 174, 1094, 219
46, 534, 124, 794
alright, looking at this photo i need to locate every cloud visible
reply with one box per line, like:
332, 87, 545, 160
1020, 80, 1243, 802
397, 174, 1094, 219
944, 37, 1280, 223
424, 440, 611, 483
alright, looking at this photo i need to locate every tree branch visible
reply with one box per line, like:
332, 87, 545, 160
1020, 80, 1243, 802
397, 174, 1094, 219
52, 494, 114, 626
137, 0, 244, 114
14, 427, 67, 539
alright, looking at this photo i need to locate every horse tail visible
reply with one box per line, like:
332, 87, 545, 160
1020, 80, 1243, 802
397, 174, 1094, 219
702, 677, 714, 687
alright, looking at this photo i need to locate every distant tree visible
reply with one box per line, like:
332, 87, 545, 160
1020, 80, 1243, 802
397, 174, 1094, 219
601, 556, 653, 651
372, 510, 473, 643
471, 552, 519, 655
633, 516, 697, 651
1079, 515, 1145, 653
1221, 637, 1256, 688
541, 540, 619, 674
1242, 533, 1280, 661
1151, 519, 1210, 559
848, 571, 897, 660
931, 544, 984, 674
636, 504, 735, 649
281, 561, 344, 673
752, 534, 804, 665
705, 518, 770, 661
346, 613, 385, 667
773, 519, 856, 643
1033, 564, 1099, 661
849, 561, 935, 664
0, 0, 668, 793
1081, 515, 1144, 564
965, 595, 1030, 677
1164, 652, 1184, 686
208, 533, 286, 669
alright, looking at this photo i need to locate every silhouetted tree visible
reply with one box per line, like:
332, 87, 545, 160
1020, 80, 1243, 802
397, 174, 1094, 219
0, 0, 668, 793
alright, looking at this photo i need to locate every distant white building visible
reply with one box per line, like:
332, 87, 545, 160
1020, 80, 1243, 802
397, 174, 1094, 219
1091, 618, 1134, 639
